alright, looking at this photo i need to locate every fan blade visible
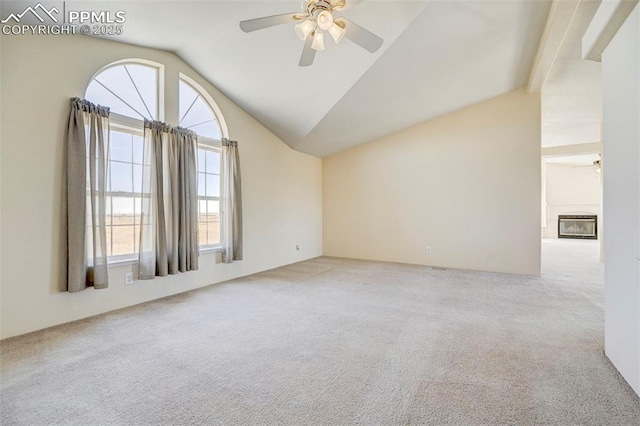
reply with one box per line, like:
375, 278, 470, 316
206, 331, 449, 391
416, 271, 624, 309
299, 35, 316, 67
240, 13, 299, 33
333, 0, 366, 11
341, 18, 383, 53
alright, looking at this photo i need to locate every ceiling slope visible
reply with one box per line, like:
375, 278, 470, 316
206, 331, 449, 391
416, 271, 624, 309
540, 0, 603, 148
296, 0, 552, 156
69, 1, 552, 157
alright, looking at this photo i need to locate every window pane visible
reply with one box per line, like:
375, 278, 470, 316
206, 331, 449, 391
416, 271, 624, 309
112, 225, 135, 256
110, 162, 133, 193
112, 197, 134, 225
98, 65, 154, 120
133, 165, 142, 193
125, 64, 158, 120
132, 135, 143, 164
207, 221, 220, 245
179, 81, 199, 124
133, 197, 141, 224
197, 149, 206, 172
181, 96, 212, 128
105, 197, 112, 226
110, 131, 132, 162
85, 64, 157, 121
206, 150, 220, 175
141, 165, 152, 194
198, 173, 206, 197
86, 80, 142, 120
207, 200, 219, 215
105, 225, 113, 256
134, 224, 140, 253
197, 198, 220, 247
140, 196, 152, 220
206, 174, 220, 197
189, 120, 220, 140
179, 80, 222, 139
198, 221, 207, 246
86, 155, 106, 190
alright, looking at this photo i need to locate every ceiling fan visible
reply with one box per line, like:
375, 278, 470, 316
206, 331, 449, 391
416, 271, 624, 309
239, 0, 384, 66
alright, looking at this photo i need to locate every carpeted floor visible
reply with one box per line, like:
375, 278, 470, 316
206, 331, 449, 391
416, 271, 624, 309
1, 240, 639, 425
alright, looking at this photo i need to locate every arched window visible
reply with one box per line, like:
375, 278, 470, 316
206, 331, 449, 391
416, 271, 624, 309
86, 62, 159, 121
179, 77, 224, 248
179, 79, 221, 139
84, 60, 226, 261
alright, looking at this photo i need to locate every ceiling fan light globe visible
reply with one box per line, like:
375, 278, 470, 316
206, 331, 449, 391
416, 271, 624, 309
311, 30, 325, 50
317, 10, 334, 31
295, 19, 315, 41
328, 22, 346, 43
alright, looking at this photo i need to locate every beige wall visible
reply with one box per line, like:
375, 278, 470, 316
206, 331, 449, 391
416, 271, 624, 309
544, 163, 601, 238
323, 89, 541, 275
0, 34, 323, 339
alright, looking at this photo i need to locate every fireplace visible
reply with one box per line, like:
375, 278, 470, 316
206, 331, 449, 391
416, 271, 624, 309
558, 215, 597, 239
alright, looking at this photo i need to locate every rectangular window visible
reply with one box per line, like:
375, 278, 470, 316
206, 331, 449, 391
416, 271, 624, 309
197, 144, 221, 248
104, 126, 144, 261
99, 124, 221, 263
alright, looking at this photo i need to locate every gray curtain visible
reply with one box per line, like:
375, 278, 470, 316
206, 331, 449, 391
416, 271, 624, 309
65, 98, 110, 292
221, 139, 243, 263
139, 120, 199, 279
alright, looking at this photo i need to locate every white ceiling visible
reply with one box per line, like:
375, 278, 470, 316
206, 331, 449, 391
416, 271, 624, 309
64, 0, 552, 156
541, 0, 603, 148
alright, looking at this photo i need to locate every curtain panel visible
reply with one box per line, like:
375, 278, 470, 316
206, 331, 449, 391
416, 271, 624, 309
64, 98, 110, 292
221, 139, 243, 263
139, 120, 199, 279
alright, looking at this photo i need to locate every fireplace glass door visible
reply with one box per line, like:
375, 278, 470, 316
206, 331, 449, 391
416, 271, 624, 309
558, 215, 597, 239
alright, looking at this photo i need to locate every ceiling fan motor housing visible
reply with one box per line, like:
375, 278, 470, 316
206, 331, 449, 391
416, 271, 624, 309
304, 0, 335, 16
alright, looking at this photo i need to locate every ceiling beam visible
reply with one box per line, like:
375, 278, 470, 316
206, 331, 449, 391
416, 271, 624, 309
541, 141, 603, 157
582, 0, 639, 62
527, 0, 582, 93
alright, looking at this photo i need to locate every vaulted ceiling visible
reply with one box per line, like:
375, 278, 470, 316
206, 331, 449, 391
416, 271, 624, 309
74, 1, 553, 156
540, 0, 603, 148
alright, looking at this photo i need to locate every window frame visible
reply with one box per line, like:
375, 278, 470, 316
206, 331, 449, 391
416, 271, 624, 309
103, 120, 146, 264
85, 59, 165, 123
85, 59, 164, 265
84, 58, 165, 266
196, 137, 223, 253
179, 73, 229, 140
85, 60, 228, 264
179, 75, 227, 253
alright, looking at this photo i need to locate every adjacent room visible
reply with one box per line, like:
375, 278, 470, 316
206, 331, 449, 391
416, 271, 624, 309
1, 0, 639, 424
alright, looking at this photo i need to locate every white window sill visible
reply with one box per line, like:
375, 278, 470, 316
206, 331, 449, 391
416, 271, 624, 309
108, 257, 138, 268
199, 246, 222, 255
107, 246, 222, 268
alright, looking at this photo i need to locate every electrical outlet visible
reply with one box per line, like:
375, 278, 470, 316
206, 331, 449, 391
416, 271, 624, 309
425, 246, 432, 255
124, 272, 134, 286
